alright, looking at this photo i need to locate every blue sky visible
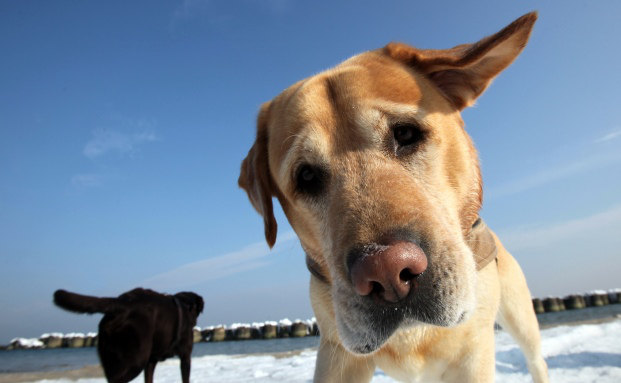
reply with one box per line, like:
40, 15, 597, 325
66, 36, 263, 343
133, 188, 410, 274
1, 0, 620, 343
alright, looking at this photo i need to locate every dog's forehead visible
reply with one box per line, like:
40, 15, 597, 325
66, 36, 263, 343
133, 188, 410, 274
267, 52, 436, 170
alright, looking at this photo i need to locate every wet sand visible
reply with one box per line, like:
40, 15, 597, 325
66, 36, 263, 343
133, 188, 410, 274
0, 364, 104, 383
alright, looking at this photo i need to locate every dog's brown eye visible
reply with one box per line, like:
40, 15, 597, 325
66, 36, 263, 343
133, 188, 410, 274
296, 164, 325, 196
393, 123, 424, 149
301, 167, 315, 182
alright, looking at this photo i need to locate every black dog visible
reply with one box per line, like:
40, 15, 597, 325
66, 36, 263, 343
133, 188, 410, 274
54, 288, 204, 383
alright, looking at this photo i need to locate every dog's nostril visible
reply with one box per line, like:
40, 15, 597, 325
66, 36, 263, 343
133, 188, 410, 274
370, 281, 384, 296
399, 268, 419, 283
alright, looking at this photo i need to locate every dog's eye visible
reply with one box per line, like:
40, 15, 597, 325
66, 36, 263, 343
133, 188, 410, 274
296, 164, 325, 196
393, 123, 424, 149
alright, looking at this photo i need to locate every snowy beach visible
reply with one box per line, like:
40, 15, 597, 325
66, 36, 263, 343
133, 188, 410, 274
3, 318, 620, 383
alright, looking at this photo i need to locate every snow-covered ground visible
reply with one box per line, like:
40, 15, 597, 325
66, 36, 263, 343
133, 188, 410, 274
29, 319, 621, 383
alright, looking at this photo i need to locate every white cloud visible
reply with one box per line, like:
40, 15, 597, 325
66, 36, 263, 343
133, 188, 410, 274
170, 0, 212, 26
70, 174, 104, 188
497, 205, 621, 297
141, 231, 298, 290
498, 204, 621, 252
595, 129, 621, 143
83, 129, 158, 159
486, 151, 621, 199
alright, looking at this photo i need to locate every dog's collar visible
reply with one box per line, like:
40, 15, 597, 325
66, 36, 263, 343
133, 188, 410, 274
466, 218, 498, 271
304, 217, 498, 284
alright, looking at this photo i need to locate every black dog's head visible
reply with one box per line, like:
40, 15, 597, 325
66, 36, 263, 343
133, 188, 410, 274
175, 291, 204, 319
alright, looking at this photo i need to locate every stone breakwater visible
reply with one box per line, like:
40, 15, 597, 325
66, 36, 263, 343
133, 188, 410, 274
532, 289, 621, 313
3, 332, 100, 351
2, 318, 319, 350
3, 288, 620, 350
199, 318, 319, 343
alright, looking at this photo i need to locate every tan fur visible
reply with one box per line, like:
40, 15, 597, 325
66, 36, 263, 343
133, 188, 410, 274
239, 12, 548, 382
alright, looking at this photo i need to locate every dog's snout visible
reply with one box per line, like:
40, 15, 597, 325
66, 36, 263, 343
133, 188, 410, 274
349, 241, 428, 303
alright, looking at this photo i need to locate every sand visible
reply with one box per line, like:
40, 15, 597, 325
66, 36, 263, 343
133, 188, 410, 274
0, 364, 104, 383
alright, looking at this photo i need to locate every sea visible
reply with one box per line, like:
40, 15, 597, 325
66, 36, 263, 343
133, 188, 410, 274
1, 304, 620, 375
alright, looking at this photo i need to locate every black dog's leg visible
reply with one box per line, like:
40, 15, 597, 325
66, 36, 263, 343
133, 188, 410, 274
144, 360, 156, 383
180, 354, 191, 383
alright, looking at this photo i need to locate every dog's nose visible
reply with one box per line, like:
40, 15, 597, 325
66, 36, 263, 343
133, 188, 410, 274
349, 241, 427, 303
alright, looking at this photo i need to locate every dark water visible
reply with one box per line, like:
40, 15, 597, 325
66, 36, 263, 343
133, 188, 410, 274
536, 303, 621, 327
0, 346, 99, 373
0, 336, 320, 374
2, 305, 620, 374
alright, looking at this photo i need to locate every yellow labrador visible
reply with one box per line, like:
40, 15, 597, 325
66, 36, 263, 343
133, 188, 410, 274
239, 12, 548, 383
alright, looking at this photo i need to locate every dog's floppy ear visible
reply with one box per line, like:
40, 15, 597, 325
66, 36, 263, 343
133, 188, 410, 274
238, 102, 278, 248
175, 292, 204, 316
192, 294, 204, 315
384, 12, 537, 109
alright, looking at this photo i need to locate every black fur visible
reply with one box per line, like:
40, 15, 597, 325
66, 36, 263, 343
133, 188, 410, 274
53, 288, 204, 383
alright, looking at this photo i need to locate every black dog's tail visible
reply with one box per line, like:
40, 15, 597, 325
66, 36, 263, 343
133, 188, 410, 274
54, 289, 119, 314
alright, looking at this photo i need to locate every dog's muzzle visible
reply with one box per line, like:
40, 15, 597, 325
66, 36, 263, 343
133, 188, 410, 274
306, 218, 498, 354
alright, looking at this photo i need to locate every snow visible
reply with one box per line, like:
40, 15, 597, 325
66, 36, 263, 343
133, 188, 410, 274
185, 319, 316, 333
63, 332, 85, 338
229, 323, 251, 330
27, 319, 621, 383
589, 290, 608, 295
263, 321, 278, 326
40, 333, 63, 338
495, 320, 621, 383
278, 318, 292, 326
9, 338, 43, 349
